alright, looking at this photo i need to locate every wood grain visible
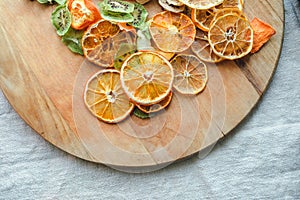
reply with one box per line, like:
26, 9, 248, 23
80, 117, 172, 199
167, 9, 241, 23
0, 0, 284, 167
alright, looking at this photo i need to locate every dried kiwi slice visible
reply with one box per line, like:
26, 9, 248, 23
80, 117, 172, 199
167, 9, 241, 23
103, 0, 135, 13
129, 3, 148, 29
99, 2, 134, 23
114, 43, 137, 70
51, 4, 71, 36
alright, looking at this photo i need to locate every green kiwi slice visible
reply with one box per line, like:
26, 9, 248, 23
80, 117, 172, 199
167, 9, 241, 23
114, 43, 137, 70
103, 0, 135, 13
129, 3, 148, 29
99, 2, 134, 23
51, 4, 71, 36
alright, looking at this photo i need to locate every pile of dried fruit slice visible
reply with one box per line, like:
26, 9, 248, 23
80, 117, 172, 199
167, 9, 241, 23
37, 0, 276, 123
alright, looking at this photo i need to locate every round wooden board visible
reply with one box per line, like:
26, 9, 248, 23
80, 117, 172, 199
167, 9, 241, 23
0, 0, 284, 168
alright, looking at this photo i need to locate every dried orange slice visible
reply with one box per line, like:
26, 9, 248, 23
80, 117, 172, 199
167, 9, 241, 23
171, 54, 208, 95
178, 0, 224, 10
84, 69, 134, 123
191, 29, 223, 63
82, 20, 136, 67
136, 91, 173, 114
121, 52, 174, 105
208, 13, 253, 60
149, 11, 196, 53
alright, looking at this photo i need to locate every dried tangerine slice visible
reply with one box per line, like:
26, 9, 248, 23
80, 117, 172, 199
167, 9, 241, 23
149, 11, 196, 53
178, 0, 224, 10
84, 69, 134, 123
208, 13, 253, 60
171, 54, 208, 95
82, 20, 136, 67
136, 91, 173, 114
121, 52, 174, 105
191, 29, 223, 63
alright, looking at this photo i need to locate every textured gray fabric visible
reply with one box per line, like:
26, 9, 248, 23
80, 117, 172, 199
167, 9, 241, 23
0, 0, 299, 199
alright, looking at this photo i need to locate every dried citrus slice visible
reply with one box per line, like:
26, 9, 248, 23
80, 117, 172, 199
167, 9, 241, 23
136, 91, 173, 113
84, 69, 134, 123
121, 52, 174, 105
149, 11, 196, 53
171, 54, 208, 95
178, 0, 224, 10
191, 29, 223, 63
208, 13, 253, 60
191, 7, 215, 32
82, 20, 136, 67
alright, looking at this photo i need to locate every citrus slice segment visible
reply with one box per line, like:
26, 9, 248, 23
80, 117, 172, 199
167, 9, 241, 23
121, 52, 174, 105
136, 91, 173, 114
82, 20, 136, 67
149, 11, 196, 53
171, 54, 208, 95
208, 13, 253, 60
178, 0, 224, 10
84, 69, 134, 123
191, 29, 223, 63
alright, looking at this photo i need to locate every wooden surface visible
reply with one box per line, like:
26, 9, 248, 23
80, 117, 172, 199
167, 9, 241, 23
0, 0, 284, 167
